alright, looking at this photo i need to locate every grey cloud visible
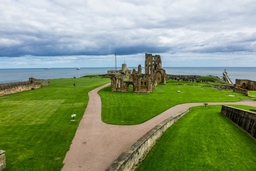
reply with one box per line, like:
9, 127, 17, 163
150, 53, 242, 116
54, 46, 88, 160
1, 0, 256, 58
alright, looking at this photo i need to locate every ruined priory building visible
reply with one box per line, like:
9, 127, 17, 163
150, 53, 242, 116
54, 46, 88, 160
235, 79, 256, 90
110, 53, 166, 93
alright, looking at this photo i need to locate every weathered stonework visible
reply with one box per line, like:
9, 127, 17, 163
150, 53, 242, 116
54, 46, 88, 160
235, 79, 256, 90
106, 109, 189, 171
110, 53, 166, 93
167, 75, 199, 82
0, 78, 49, 96
221, 105, 256, 138
107, 64, 133, 77
233, 87, 248, 96
0, 150, 6, 171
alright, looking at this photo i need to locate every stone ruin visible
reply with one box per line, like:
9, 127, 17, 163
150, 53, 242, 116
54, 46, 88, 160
221, 69, 256, 91
110, 53, 166, 93
0, 150, 6, 171
0, 77, 49, 96
107, 63, 133, 77
235, 79, 256, 91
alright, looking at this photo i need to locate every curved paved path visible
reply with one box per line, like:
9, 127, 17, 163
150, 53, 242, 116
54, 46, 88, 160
62, 83, 256, 171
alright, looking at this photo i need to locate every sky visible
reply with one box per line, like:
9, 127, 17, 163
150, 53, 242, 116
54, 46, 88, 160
0, 0, 256, 68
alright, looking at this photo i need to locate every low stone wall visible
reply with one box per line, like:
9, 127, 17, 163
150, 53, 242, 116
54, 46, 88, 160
233, 87, 248, 96
221, 105, 256, 138
106, 109, 189, 171
0, 150, 6, 171
167, 74, 199, 82
0, 79, 49, 97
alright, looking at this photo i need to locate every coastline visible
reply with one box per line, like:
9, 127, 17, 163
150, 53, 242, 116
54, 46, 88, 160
0, 67, 255, 84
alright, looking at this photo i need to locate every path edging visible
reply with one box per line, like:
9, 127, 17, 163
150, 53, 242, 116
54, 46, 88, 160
106, 109, 189, 171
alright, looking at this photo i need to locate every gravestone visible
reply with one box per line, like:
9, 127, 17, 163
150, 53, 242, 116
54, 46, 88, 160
0, 150, 6, 171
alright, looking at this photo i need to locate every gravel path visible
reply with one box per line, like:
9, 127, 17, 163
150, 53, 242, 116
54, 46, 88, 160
62, 83, 256, 171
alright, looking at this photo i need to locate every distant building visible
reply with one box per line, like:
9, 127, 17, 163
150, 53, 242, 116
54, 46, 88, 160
107, 63, 133, 77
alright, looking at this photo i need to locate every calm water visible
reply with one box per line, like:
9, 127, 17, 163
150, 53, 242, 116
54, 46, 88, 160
0, 67, 255, 84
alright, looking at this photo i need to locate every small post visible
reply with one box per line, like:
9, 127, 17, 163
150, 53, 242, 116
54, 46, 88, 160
204, 103, 208, 107
0, 150, 6, 171
71, 114, 76, 121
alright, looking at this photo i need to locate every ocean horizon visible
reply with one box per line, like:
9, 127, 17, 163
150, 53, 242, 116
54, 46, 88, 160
0, 67, 255, 84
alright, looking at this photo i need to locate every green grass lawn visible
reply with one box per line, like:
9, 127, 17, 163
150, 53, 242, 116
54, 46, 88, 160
99, 80, 252, 125
1, 77, 254, 170
136, 105, 256, 171
0, 76, 109, 171
249, 91, 256, 97
229, 104, 256, 111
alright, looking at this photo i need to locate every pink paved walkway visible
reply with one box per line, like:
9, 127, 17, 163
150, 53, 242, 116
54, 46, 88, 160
62, 83, 256, 171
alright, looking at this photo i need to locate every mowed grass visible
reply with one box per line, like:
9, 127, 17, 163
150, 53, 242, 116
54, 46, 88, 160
136, 106, 256, 171
99, 80, 251, 125
0, 76, 109, 171
229, 104, 256, 111
249, 91, 256, 97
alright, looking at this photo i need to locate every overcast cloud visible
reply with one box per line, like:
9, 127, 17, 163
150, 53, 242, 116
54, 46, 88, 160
0, 0, 256, 67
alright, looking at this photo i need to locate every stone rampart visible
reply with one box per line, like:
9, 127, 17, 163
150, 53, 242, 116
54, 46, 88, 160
233, 87, 248, 96
0, 78, 49, 97
106, 109, 189, 171
221, 105, 256, 139
0, 150, 6, 171
236, 79, 256, 90
167, 74, 199, 82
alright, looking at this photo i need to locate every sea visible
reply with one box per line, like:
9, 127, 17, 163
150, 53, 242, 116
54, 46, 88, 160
0, 67, 255, 84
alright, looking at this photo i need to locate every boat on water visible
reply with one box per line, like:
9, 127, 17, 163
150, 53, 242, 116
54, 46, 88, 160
76, 68, 81, 70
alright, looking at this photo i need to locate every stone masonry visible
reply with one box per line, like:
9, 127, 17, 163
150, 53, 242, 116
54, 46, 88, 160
0, 77, 49, 96
235, 79, 256, 91
110, 53, 166, 93
221, 105, 256, 138
0, 150, 6, 171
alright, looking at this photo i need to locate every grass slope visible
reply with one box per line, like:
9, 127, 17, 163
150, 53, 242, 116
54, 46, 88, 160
229, 104, 256, 111
136, 106, 256, 171
249, 91, 256, 97
0, 76, 109, 171
99, 80, 251, 125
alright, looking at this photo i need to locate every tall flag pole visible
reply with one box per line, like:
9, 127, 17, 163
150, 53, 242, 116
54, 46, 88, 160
115, 52, 117, 70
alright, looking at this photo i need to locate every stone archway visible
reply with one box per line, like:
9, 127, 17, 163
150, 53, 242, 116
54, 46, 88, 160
126, 82, 134, 92
156, 71, 162, 82
242, 83, 247, 89
156, 71, 166, 84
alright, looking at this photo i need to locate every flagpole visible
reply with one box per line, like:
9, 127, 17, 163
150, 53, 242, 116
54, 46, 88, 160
115, 52, 117, 70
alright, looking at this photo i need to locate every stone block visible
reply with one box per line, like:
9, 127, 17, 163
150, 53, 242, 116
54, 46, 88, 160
0, 150, 6, 171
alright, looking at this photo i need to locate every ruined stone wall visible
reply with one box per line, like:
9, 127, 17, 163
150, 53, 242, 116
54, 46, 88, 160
236, 79, 256, 90
0, 79, 49, 97
106, 109, 189, 171
233, 87, 248, 96
110, 53, 166, 93
221, 105, 256, 139
0, 150, 6, 171
167, 75, 199, 82
107, 64, 133, 77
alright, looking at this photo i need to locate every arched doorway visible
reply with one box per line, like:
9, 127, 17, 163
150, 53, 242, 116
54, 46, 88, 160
242, 83, 247, 89
127, 83, 134, 92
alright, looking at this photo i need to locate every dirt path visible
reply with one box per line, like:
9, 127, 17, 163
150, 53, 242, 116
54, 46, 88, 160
62, 83, 256, 171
